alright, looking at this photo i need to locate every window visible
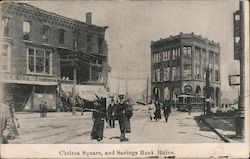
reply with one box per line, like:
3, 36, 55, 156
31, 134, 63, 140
215, 70, 219, 81
59, 29, 65, 44
98, 37, 104, 54
23, 21, 30, 33
215, 53, 219, 64
163, 51, 167, 61
172, 66, 180, 80
156, 68, 161, 82
42, 25, 49, 44
183, 46, 191, 59
195, 65, 200, 79
74, 40, 78, 50
183, 64, 191, 79
163, 67, 168, 81
1, 44, 11, 72
87, 33, 93, 52
209, 51, 214, 64
23, 21, 31, 40
195, 47, 201, 60
2, 17, 10, 37
27, 48, 52, 75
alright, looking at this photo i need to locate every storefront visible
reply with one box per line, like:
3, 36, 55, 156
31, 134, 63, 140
2, 73, 58, 112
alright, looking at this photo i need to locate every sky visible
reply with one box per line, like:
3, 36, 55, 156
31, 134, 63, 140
27, 0, 241, 101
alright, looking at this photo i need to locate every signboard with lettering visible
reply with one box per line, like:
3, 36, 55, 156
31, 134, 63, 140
2, 73, 58, 85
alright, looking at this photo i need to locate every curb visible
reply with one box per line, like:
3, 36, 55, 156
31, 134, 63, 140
200, 116, 230, 143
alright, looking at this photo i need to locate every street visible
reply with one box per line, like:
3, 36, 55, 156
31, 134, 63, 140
10, 107, 223, 144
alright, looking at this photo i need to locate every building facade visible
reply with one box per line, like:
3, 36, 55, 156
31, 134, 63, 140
151, 33, 221, 107
0, 2, 109, 111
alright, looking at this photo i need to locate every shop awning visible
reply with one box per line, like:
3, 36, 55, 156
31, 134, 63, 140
3, 80, 57, 86
60, 83, 109, 101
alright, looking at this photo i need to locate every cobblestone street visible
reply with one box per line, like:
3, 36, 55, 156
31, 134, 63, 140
10, 108, 223, 144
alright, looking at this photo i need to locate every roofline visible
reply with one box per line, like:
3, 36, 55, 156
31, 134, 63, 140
151, 32, 220, 46
2, 2, 108, 31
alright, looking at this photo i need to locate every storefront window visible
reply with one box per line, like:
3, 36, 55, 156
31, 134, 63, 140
27, 48, 52, 75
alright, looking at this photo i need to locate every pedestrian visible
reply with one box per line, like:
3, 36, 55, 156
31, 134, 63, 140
107, 98, 116, 128
162, 100, 171, 122
43, 101, 48, 118
154, 100, 161, 121
8, 103, 19, 136
39, 101, 44, 118
0, 102, 15, 144
90, 99, 106, 141
187, 99, 192, 115
148, 101, 155, 121
115, 97, 132, 142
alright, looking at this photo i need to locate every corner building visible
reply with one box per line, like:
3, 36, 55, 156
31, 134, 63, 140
1, 2, 109, 111
151, 33, 221, 107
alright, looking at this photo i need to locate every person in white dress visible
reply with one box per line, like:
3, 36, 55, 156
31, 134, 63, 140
148, 101, 155, 121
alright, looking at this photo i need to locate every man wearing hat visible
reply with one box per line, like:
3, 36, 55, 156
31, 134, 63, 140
115, 96, 132, 142
90, 99, 106, 141
107, 98, 116, 128
0, 102, 15, 143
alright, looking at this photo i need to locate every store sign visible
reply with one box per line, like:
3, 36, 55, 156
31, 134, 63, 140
2, 73, 58, 85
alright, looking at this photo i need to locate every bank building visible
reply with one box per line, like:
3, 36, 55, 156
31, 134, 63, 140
151, 33, 221, 107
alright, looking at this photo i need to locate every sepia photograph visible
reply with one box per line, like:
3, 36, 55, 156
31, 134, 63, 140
0, 0, 249, 158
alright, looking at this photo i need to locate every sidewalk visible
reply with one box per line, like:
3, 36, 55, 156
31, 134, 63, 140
200, 115, 243, 143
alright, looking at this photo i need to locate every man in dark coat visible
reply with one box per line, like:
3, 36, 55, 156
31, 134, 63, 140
43, 101, 48, 118
107, 98, 116, 128
187, 99, 192, 115
0, 102, 15, 144
39, 101, 44, 118
90, 99, 106, 141
162, 100, 171, 122
115, 98, 132, 142
154, 100, 161, 121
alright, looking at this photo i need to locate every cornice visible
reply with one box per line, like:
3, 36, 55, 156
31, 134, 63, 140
1, 2, 107, 35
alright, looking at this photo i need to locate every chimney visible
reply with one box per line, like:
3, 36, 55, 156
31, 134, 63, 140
86, 12, 92, 24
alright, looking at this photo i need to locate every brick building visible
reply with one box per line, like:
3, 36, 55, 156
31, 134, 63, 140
0, 2, 109, 111
151, 33, 221, 107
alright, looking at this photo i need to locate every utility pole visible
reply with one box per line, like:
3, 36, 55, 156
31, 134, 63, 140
234, 1, 245, 138
72, 64, 77, 115
146, 77, 149, 104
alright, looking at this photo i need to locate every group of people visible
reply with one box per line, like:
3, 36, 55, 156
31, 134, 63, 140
90, 97, 133, 142
39, 101, 48, 118
148, 100, 171, 122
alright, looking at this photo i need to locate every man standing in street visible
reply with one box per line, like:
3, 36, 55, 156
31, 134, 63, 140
163, 100, 171, 122
0, 102, 15, 144
44, 101, 48, 118
39, 101, 44, 118
90, 99, 106, 141
115, 96, 132, 142
107, 98, 116, 128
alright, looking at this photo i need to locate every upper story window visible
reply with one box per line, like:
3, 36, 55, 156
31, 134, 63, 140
183, 46, 191, 59
42, 25, 49, 44
195, 47, 201, 60
2, 17, 10, 37
172, 48, 180, 60
98, 37, 104, 54
87, 33, 93, 52
183, 64, 191, 79
209, 51, 214, 64
215, 53, 219, 64
27, 47, 52, 75
23, 21, 31, 40
59, 29, 65, 44
1, 44, 11, 72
